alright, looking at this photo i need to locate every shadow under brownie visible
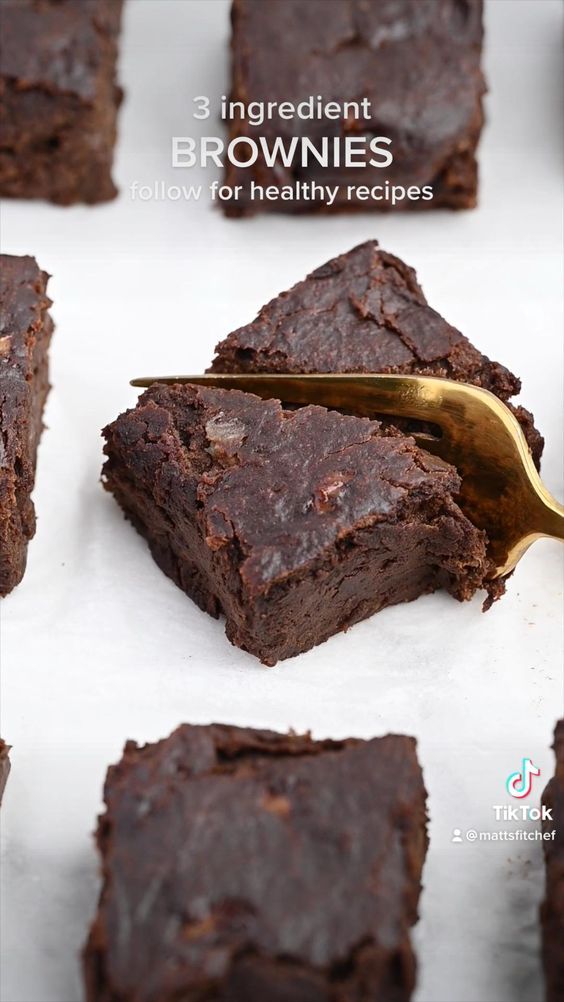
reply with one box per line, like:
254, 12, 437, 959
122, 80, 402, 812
84, 723, 428, 1002
103, 384, 494, 665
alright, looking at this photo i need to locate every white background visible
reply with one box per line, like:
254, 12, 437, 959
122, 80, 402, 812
1, 2, 563, 1000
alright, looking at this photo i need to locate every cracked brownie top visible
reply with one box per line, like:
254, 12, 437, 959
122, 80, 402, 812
210, 241, 544, 467
210, 241, 519, 398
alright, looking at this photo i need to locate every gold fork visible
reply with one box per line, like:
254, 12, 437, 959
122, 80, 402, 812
130, 373, 564, 579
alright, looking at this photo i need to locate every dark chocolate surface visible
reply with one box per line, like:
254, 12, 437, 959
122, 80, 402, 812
184, 390, 469, 591
103, 383, 492, 663
210, 241, 543, 466
0, 255, 53, 595
0, 0, 123, 101
0, 0, 124, 203
225, 0, 485, 213
542, 720, 564, 1002
84, 723, 428, 1002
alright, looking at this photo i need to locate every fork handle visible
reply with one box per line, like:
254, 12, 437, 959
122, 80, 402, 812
537, 493, 564, 543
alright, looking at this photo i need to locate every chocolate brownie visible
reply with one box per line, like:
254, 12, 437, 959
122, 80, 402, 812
210, 241, 544, 468
224, 0, 485, 215
0, 255, 53, 596
0, 0, 124, 204
84, 723, 428, 1001
103, 383, 492, 664
541, 721, 564, 1002
0, 740, 10, 804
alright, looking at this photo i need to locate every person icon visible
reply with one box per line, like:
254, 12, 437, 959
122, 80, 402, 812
451, 828, 463, 843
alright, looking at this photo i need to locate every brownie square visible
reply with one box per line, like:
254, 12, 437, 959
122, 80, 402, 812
541, 721, 564, 1002
84, 723, 428, 1002
0, 739, 10, 804
224, 0, 485, 215
103, 383, 492, 664
0, 255, 53, 596
0, 0, 124, 205
210, 241, 544, 468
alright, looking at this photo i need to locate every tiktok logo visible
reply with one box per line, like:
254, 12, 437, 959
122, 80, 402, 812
506, 758, 541, 799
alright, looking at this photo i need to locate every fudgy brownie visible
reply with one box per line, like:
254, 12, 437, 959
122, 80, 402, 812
541, 720, 564, 1002
104, 383, 492, 664
0, 0, 124, 204
84, 723, 428, 1002
0, 256, 53, 596
210, 241, 544, 468
224, 0, 485, 215
0, 740, 10, 804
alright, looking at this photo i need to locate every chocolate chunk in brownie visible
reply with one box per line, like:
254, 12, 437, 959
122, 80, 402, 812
541, 720, 564, 1002
224, 0, 485, 215
0, 255, 53, 596
210, 241, 543, 468
84, 723, 428, 1002
0, 739, 10, 804
103, 383, 492, 664
0, 0, 124, 204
